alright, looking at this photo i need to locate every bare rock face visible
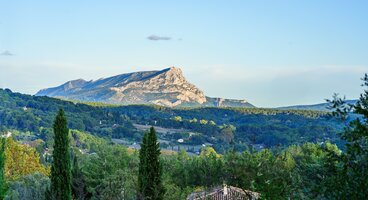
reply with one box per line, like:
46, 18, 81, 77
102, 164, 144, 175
36, 67, 208, 107
36, 67, 254, 107
108, 67, 207, 106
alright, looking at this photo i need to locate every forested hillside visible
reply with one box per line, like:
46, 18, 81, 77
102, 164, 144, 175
109, 105, 344, 151
0, 88, 135, 139
0, 88, 344, 153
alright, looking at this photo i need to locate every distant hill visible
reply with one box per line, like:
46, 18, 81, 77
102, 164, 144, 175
1, 88, 344, 151
277, 100, 358, 111
0, 88, 134, 136
36, 67, 254, 108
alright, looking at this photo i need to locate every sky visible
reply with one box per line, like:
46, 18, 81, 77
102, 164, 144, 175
0, 0, 367, 107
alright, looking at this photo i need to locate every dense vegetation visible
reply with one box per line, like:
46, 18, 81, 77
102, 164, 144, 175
108, 104, 345, 151
138, 127, 164, 200
0, 133, 362, 199
48, 109, 72, 200
0, 88, 344, 154
0, 88, 135, 140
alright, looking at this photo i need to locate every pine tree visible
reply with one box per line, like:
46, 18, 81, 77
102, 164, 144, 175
0, 138, 6, 200
138, 127, 164, 200
49, 109, 72, 200
324, 74, 368, 199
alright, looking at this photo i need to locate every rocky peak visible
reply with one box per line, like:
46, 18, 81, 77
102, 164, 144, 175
36, 67, 208, 107
108, 67, 207, 106
64, 79, 88, 90
35, 67, 254, 108
153, 67, 187, 85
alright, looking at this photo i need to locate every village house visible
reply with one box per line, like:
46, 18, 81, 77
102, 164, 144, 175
187, 185, 260, 200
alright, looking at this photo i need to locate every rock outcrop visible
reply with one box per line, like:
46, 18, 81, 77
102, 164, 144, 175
36, 67, 254, 107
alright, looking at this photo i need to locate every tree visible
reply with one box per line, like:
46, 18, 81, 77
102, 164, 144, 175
0, 138, 6, 199
324, 74, 368, 199
72, 156, 88, 200
138, 127, 164, 200
200, 147, 220, 158
5, 138, 49, 181
5, 173, 50, 200
48, 109, 72, 200
219, 127, 234, 143
82, 143, 136, 199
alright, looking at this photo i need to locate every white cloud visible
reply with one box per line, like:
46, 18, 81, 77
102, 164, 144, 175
147, 35, 171, 41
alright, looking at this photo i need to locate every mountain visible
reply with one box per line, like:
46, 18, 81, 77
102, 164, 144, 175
277, 100, 358, 111
36, 67, 254, 108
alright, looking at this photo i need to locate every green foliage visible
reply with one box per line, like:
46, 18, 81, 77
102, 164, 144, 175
0, 138, 6, 200
321, 74, 368, 199
138, 127, 164, 200
71, 156, 88, 200
81, 143, 137, 199
96, 169, 137, 200
172, 116, 182, 122
110, 104, 343, 151
0, 88, 343, 152
49, 109, 72, 200
162, 181, 192, 200
218, 127, 234, 143
161, 142, 344, 199
70, 129, 108, 152
199, 147, 220, 158
5, 173, 49, 200
4, 138, 49, 181
0, 89, 135, 140
199, 119, 208, 125
222, 149, 291, 199
286, 142, 340, 199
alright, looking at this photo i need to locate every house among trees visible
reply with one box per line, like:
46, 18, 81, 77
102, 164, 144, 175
187, 185, 260, 200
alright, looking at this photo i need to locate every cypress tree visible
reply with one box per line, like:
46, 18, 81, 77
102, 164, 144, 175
138, 127, 164, 200
49, 109, 72, 200
0, 138, 6, 200
138, 133, 148, 199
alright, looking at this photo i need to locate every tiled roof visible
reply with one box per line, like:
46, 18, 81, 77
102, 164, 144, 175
187, 185, 260, 200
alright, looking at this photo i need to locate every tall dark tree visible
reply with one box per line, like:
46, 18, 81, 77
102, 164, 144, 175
49, 109, 72, 200
138, 127, 164, 200
0, 138, 6, 200
138, 132, 148, 200
72, 156, 88, 200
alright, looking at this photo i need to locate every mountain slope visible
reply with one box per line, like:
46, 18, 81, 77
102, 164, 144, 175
36, 67, 254, 107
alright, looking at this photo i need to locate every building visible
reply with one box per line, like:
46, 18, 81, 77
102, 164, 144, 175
1, 131, 12, 138
187, 185, 260, 200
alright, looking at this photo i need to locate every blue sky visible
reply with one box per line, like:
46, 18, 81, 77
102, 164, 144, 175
0, 0, 367, 107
